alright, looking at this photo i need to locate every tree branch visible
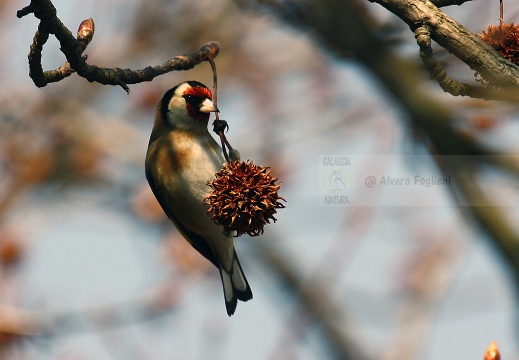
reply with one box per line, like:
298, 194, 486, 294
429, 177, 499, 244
252, 0, 519, 285
414, 25, 519, 102
369, 0, 519, 88
17, 0, 220, 93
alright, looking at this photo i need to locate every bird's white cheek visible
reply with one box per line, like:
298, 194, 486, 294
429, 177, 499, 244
168, 93, 186, 111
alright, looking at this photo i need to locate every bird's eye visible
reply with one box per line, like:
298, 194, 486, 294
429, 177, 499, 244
183, 95, 196, 104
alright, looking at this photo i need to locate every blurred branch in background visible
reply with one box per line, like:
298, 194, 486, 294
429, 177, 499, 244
242, 0, 519, 357
248, 0, 519, 283
259, 237, 372, 360
0, 279, 183, 339
17, 0, 220, 93
3, 0, 519, 358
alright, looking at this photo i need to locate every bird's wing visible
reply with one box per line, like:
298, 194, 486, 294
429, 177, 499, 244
145, 158, 219, 268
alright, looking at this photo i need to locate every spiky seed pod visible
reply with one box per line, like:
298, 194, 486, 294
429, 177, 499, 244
476, 22, 519, 85
205, 160, 286, 237
479, 22, 519, 64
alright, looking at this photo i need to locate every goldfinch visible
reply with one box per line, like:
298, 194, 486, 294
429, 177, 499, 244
145, 81, 252, 316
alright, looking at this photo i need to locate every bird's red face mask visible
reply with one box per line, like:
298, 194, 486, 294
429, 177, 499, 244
183, 86, 218, 122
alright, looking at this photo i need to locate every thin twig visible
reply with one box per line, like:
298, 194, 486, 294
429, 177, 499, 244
17, 0, 220, 93
206, 53, 236, 163
205, 53, 219, 114
212, 120, 232, 163
500, 0, 504, 25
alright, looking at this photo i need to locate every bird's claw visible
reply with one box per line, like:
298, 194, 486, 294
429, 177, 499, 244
212, 119, 229, 134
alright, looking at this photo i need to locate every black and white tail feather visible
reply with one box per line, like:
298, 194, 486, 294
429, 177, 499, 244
220, 250, 253, 316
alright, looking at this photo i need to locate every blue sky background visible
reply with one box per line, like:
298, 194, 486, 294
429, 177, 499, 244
0, 0, 518, 359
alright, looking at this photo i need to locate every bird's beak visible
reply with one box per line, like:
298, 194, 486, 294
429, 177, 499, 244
199, 98, 219, 113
